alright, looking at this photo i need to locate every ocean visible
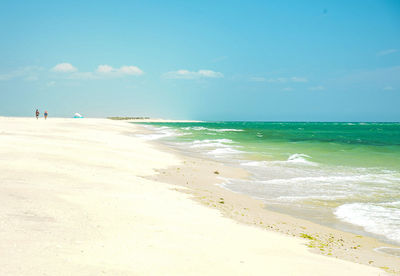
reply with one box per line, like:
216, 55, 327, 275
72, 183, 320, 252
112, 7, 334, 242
135, 122, 400, 246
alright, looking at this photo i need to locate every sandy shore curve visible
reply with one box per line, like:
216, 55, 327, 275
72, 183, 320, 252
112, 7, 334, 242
0, 117, 386, 275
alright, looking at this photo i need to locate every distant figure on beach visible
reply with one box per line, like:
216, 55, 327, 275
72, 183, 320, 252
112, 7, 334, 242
35, 109, 39, 120
44, 110, 48, 120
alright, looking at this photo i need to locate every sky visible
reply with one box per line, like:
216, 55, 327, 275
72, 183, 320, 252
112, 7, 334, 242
0, 0, 399, 121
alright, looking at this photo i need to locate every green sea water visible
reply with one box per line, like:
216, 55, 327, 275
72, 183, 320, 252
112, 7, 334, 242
137, 122, 400, 245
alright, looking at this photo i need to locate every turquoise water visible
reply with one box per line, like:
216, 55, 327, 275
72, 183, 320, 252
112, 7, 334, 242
136, 122, 400, 245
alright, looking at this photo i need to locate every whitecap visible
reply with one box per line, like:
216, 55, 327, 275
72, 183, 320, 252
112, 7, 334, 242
180, 126, 243, 132
211, 128, 244, 132
268, 153, 317, 166
288, 153, 312, 162
192, 139, 234, 144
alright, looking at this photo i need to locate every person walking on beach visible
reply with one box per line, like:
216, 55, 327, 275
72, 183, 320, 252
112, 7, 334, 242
44, 110, 48, 120
35, 109, 39, 120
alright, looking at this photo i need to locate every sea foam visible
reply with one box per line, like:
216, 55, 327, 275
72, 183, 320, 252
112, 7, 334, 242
335, 203, 400, 243
241, 153, 317, 167
181, 126, 243, 132
208, 147, 243, 156
138, 121, 400, 246
136, 126, 186, 140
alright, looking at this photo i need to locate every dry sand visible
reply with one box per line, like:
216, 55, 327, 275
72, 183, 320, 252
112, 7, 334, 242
145, 146, 400, 274
0, 117, 389, 275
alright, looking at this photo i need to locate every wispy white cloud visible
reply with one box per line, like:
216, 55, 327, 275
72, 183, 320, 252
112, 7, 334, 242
68, 72, 98, 80
250, 76, 308, 83
291, 77, 308, 82
267, 77, 288, 83
96, 64, 143, 76
24, 75, 39, 81
163, 69, 223, 79
282, 87, 293, 91
309, 85, 325, 91
0, 73, 12, 81
48, 63, 144, 80
250, 77, 267, 82
96, 64, 114, 73
51, 63, 78, 73
118, 65, 143, 75
46, 81, 56, 87
0, 66, 43, 81
377, 49, 398, 57
383, 86, 394, 90
342, 66, 400, 84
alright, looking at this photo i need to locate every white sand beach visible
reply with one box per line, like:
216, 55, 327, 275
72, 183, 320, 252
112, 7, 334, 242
0, 117, 387, 275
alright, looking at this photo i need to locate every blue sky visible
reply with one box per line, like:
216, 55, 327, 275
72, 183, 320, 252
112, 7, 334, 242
0, 0, 399, 121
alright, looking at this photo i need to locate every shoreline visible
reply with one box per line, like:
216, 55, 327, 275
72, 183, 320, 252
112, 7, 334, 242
133, 122, 400, 273
0, 117, 393, 275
